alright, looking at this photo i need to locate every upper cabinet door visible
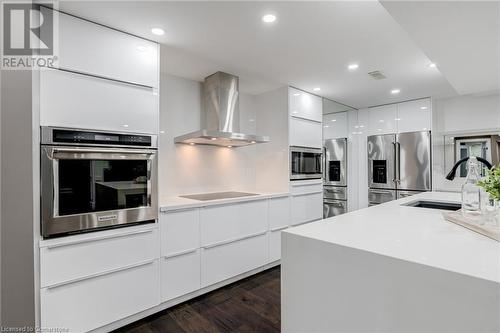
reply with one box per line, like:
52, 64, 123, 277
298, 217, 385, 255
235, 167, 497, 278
396, 98, 431, 133
368, 104, 398, 135
323, 112, 348, 139
54, 10, 159, 88
289, 88, 322, 122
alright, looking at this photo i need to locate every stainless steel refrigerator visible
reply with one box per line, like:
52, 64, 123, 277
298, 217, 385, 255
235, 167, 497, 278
368, 131, 431, 205
324, 138, 348, 217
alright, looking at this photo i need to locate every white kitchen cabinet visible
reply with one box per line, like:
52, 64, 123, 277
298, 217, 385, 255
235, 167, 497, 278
54, 10, 158, 88
323, 112, 348, 139
161, 250, 200, 302
41, 260, 160, 333
269, 196, 291, 230
40, 68, 158, 134
200, 200, 268, 246
40, 226, 158, 288
396, 98, 431, 133
289, 88, 322, 122
160, 209, 199, 257
290, 117, 323, 148
201, 233, 268, 287
291, 193, 323, 226
368, 104, 398, 135
269, 228, 287, 262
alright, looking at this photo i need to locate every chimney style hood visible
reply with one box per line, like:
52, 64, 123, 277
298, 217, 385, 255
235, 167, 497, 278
174, 72, 270, 147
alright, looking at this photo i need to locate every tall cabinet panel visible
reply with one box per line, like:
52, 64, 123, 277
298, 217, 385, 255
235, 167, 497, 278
397, 98, 431, 133
368, 104, 398, 135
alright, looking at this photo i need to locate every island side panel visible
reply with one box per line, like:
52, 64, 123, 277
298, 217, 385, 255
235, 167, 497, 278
281, 231, 500, 333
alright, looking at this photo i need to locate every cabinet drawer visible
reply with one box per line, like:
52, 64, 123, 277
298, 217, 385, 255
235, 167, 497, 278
40, 69, 158, 134
160, 209, 199, 257
291, 192, 323, 225
54, 11, 159, 88
161, 250, 200, 302
200, 200, 268, 247
40, 227, 158, 288
291, 182, 323, 196
269, 229, 286, 262
201, 233, 268, 287
41, 260, 159, 333
289, 117, 323, 148
269, 196, 291, 230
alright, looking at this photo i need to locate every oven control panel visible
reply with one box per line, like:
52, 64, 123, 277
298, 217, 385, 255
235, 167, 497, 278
49, 128, 154, 147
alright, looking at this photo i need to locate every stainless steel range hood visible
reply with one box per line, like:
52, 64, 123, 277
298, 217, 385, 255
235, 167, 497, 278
174, 72, 270, 147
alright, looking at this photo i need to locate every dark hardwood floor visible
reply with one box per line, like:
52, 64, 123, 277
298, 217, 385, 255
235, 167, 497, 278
114, 266, 281, 333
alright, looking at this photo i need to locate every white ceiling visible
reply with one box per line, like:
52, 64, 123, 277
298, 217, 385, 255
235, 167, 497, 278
381, 1, 500, 96
59, 1, 477, 108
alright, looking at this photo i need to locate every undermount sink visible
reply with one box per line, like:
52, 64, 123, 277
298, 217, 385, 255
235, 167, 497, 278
403, 200, 461, 211
180, 191, 259, 201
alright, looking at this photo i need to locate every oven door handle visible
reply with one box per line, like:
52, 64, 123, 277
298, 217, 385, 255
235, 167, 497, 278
46, 147, 156, 160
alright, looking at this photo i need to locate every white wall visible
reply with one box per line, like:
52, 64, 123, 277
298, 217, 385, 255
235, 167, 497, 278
158, 74, 260, 198
432, 93, 500, 192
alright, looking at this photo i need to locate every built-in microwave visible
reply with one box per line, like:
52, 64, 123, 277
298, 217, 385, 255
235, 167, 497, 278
40, 127, 158, 238
290, 146, 323, 180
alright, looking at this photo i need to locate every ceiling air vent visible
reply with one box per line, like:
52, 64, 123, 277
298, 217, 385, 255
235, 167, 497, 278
368, 71, 386, 80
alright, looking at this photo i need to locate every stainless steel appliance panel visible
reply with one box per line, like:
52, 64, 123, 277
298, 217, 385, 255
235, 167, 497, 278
397, 190, 423, 199
324, 138, 347, 186
323, 199, 347, 218
367, 134, 396, 189
368, 189, 397, 204
323, 186, 347, 200
397, 131, 432, 191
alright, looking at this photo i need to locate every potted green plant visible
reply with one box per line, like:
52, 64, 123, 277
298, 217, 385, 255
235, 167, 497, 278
478, 166, 500, 226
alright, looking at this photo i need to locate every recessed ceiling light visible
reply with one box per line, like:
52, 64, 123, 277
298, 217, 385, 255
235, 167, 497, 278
348, 63, 359, 70
313, 87, 321, 92
160, 130, 165, 134
151, 28, 165, 36
293, 93, 301, 96
391, 89, 400, 94
428, 63, 437, 68
420, 106, 428, 110
331, 119, 337, 122
262, 14, 276, 23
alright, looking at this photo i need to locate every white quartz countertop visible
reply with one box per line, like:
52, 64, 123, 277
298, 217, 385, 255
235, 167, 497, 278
285, 191, 500, 283
160, 191, 290, 212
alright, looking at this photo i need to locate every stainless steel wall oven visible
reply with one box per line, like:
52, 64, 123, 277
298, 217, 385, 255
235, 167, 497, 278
40, 127, 158, 238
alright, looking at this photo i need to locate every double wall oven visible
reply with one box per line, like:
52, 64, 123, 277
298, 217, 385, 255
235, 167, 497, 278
41, 127, 158, 238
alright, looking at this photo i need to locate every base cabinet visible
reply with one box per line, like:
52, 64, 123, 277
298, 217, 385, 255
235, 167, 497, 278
291, 192, 323, 225
269, 229, 286, 262
40, 260, 160, 333
201, 233, 268, 288
161, 250, 201, 302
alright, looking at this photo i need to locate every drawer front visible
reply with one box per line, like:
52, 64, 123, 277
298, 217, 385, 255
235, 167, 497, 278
200, 200, 268, 246
291, 182, 323, 196
40, 227, 158, 288
323, 186, 347, 200
269, 229, 285, 262
161, 250, 200, 302
269, 196, 291, 230
160, 209, 199, 257
55, 11, 159, 88
368, 189, 397, 204
41, 260, 160, 333
201, 233, 268, 287
40, 69, 158, 134
291, 193, 323, 225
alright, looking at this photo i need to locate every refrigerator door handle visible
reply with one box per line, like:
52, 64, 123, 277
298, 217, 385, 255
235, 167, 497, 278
392, 142, 398, 184
395, 141, 401, 184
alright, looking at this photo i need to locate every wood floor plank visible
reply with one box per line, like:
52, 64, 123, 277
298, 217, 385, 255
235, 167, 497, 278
114, 267, 281, 333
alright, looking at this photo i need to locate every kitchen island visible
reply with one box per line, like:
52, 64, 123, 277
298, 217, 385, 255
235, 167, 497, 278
282, 192, 500, 333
